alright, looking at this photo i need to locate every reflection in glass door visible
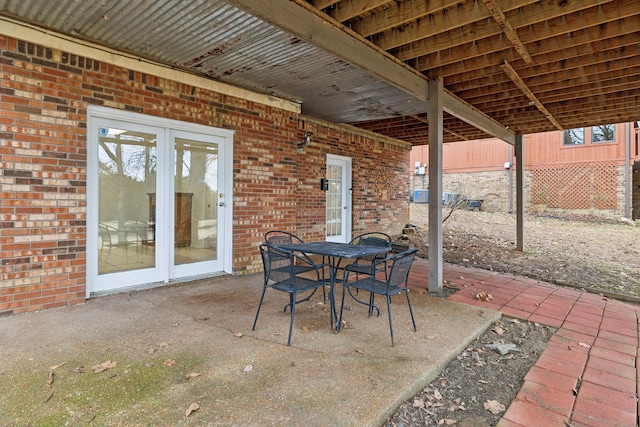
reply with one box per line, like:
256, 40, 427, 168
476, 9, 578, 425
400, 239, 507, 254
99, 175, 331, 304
173, 137, 220, 272
98, 128, 157, 275
88, 106, 233, 296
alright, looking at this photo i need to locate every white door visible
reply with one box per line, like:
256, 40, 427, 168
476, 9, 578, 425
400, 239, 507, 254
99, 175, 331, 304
326, 155, 352, 243
87, 107, 233, 295
170, 130, 228, 278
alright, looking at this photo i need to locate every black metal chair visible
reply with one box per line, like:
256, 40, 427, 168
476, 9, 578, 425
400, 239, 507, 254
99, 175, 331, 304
339, 248, 418, 346
264, 230, 326, 300
343, 232, 392, 278
253, 244, 334, 346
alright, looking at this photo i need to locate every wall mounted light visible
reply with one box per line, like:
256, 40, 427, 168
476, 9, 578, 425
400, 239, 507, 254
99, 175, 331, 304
297, 131, 312, 152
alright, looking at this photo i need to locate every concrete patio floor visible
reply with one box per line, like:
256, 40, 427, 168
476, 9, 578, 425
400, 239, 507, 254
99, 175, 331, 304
2, 258, 639, 426
0, 265, 499, 426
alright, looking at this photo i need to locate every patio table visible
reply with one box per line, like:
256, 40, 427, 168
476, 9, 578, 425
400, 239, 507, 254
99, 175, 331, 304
274, 241, 389, 329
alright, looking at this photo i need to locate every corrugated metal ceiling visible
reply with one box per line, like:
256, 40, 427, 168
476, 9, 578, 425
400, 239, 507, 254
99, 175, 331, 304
0, 0, 425, 126
1, 0, 638, 145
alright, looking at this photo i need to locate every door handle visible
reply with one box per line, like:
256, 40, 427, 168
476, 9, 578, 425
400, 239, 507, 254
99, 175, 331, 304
219, 202, 227, 207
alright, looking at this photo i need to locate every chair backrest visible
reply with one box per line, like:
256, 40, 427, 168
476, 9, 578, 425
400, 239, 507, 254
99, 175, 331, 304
259, 244, 295, 283
98, 223, 112, 245
264, 230, 304, 246
386, 248, 418, 287
349, 232, 392, 260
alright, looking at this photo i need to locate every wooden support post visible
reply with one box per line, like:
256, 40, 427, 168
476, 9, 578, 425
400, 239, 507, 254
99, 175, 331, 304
427, 78, 444, 292
515, 134, 524, 252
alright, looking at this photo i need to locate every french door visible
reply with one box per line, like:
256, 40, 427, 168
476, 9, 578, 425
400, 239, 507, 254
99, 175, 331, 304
87, 107, 233, 295
326, 155, 352, 243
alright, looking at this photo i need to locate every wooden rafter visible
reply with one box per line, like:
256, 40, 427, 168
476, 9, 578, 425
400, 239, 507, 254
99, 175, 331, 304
350, 0, 472, 38
310, 0, 340, 10
324, 0, 388, 23
410, 115, 469, 141
500, 60, 562, 130
480, 0, 532, 63
393, 0, 608, 63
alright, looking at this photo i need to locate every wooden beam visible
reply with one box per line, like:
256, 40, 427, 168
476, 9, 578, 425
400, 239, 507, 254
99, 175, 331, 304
501, 60, 563, 130
413, 4, 640, 78
353, 0, 489, 38
310, 0, 340, 11
225, 0, 516, 144
480, 0, 532, 63
393, 0, 611, 62
409, 114, 469, 141
325, 0, 388, 23
443, 89, 515, 144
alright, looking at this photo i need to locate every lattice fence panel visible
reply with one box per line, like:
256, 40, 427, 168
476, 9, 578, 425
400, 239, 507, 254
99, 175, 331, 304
530, 161, 617, 210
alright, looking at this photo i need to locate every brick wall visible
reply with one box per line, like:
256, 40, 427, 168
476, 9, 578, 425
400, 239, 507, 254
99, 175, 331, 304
411, 170, 514, 212
412, 164, 630, 217
0, 35, 410, 314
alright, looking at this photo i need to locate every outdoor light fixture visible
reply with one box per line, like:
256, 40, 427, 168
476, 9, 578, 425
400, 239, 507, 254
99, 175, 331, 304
297, 131, 312, 152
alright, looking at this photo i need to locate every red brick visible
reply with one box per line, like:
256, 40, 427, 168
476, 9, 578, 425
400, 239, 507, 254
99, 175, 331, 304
577, 381, 636, 413
501, 400, 569, 426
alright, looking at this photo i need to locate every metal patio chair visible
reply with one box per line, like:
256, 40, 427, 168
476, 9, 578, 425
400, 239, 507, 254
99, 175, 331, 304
339, 248, 418, 346
98, 223, 139, 256
253, 244, 334, 346
343, 232, 392, 278
264, 230, 326, 299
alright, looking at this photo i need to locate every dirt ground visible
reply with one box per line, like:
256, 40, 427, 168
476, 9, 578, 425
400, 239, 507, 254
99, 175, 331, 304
385, 205, 640, 426
406, 205, 640, 300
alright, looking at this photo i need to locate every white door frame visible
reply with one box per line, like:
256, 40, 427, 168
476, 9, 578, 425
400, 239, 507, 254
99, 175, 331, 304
326, 154, 352, 243
86, 106, 234, 297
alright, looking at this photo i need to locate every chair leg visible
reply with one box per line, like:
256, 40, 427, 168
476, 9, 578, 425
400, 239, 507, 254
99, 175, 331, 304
287, 292, 296, 346
339, 284, 347, 329
386, 295, 395, 347
405, 290, 417, 332
252, 287, 268, 331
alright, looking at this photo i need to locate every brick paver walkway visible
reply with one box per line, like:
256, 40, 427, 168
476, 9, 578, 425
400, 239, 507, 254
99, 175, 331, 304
408, 259, 639, 427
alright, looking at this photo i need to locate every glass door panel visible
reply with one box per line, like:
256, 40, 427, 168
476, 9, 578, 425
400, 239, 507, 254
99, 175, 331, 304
98, 128, 157, 275
326, 155, 351, 243
174, 138, 219, 267
326, 164, 343, 238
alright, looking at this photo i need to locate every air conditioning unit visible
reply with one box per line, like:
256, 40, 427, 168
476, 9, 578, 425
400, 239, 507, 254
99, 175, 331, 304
413, 189, 429, 203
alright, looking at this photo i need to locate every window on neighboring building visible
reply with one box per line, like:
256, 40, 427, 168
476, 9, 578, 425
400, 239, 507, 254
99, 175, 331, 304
591, 124, 615, 143
563, 128, 584, 145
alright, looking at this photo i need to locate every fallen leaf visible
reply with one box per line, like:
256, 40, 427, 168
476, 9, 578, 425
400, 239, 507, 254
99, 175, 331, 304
302, 326, 310, 333
578, 342, 592, 348
413, 398, 425, 408
72, 366, 85, 374
146, 347, 156, 354
43, 391, 54, 404
439, 418, 457, 425
46, 371, 54, 388
157, 342, 169, 348
475, 292, 493, 302
484, 399, 505, 414
234, 332, 243, 338
92, 360, 117, 374
49, 362, 66, 370
185, 402, 200, 417
163, 359, 176, 367
354, 349, 364, 354
433, 388, 442, 400
243, 364, 253, 372
492, 326, 506, 335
